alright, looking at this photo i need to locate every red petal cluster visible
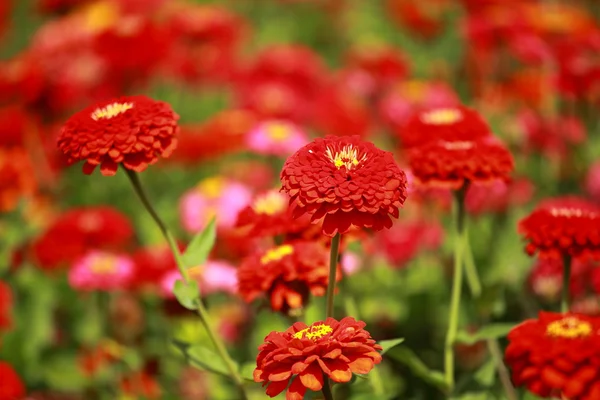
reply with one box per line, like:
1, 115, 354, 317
128, 244, 181, 293
32, 206, 134, 270
465, 177, 534, 215
401, 105, 492, 149
281, 136, 408, 237
0, 147, 37, 213
237, 241, 339, 315
57, 95, 179, 176
0, 361, 25, 400
518, 197, 600, 258
254, 317, 382, 400
505, 312, 600, 399
408, 138, 514, 189
0, 280, 13, 334
527, 255, 596, 303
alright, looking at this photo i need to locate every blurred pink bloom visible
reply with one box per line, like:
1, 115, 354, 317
341, 251, 360, 276
160, 260, 238, 298
179, 176, 252, 233
245, 119, 308, 156
466, 178, 534, 215
585, 162, 600, 203
69, 251, 133, 291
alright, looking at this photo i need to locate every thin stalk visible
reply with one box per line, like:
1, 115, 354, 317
561, 255, 572, 313
463, 239, 482, 299
325, 233, 341, 319
322, 377, 334, 400
123, 168, 248, 400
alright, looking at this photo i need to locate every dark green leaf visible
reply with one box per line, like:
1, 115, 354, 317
455, 324, 516, 345
173, 280, 199, 310
182, 217, 217, 268
379, 338, 405, 355
387, 347, 448, 392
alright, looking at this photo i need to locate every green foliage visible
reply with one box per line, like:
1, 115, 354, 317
172, 280, 200, 310
455, 324, 516, 345
387, 346, 448, 393
182, 217, 217, 268
379, 338, 405, 355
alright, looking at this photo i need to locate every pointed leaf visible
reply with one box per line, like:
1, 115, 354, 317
387, 346, 448, 392
240, 362, 256, 382
378, 338, 405, 355
455, 323, 516, 345
173, 340, 236, 378
173, 279, 199, 310
182, 217, 217, 268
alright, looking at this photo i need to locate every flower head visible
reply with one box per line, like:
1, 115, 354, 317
518, 197, 600, 258
254, 316, 382, 399
68, 251, 134, 291
237, 241, 339, 315
57, 95, 179, 176
505, 312, 600, 399
281, 136, 407, 237
0, 147, 36, 213
0, 280, 13, 334
408, 138, 514, 189
246, 119, 308, 156
0, 361, 25, 400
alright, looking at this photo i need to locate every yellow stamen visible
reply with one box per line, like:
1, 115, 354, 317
546, 317, 592, 338
261, 245, 293, 264
293, 324, 333, 340
198, 177, 224, 198
91, 102, 133, 121
420, 108, 463, 125
253, 191, 287, 216
325, 145, 366, 170
90, 255, 117, 274
187, 266, 204, 279
265, 122, 291, 142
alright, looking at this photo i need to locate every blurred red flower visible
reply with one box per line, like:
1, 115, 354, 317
121, 371, 161, 399
527, 255, 595, 303
36, 0, 94, 14
57, 95, 179, 176
344, 44, 409, 94
585, 162, 600, 204
465, 178, 534, 215
386, 0, 448, 39
32, 206, 134, 270
0, 53, 45, 107
0, 361, 25, 400
408, 138, 514, 189
237, 241, 338, 315
311, 84, 372, 138
518, 197, 600, 258
128, 243, 183, 293
254, 317, 382, 399
0, 281, 13, 334
377, 219, 444, 267
281, 136, 407, 236
505, 312, 600, 399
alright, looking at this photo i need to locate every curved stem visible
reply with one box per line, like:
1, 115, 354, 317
561, 255, 572, 313
325, 233, 341, 319
124, 168, 248, 400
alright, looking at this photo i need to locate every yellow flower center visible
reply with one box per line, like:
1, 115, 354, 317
420, 108, 463, 125
198, 177, 224, 198
91, 102, 133, 121
325, 145, 366, 170
253, 192, 287, 216
550, 207, 596, 218
265, 122, 291, 142
90, 255, 117, 274
293, 324, 333, 340
187, 266, 204, 279
546, 317, 592, 338
401, 80, 426, 101
83, 1, 119, 33
260, 245, 294, 264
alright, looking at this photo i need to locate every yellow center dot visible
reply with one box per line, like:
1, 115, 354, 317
265, 122, 291, 142
293, 324, 333, 340
91, 102, 134, 121
546, 317, 592, 339
198, 177, 224, 199
401, 80, 426, 101
420, 108, 463, 125
325, 145, 366, 170
260, 245, 294, 264
90, 255, 117, 274
253, 192, 287, 216
187, 266, 204, 280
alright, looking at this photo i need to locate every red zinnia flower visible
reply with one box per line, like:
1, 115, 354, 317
505, 312, 600, 399
518, 197, 600, 258
0, 361, 25, 400
57, 95, 179, 176
254, 317, 382, 399
408, 138, 514, 189
401, 105, 493, 148
281, 136, 407, 236
237, 241, 339, 315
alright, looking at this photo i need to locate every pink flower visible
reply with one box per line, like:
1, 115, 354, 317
68, 251, 134, 291
245, 119, 308, 156
341, 251, 361, 276
585, 162, 600, 203
179, 176, 252, 233
160, 260, 238, 298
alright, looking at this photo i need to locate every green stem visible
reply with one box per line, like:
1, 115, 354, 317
463, 239, 482, 299
325, 233, 341, 319
444, 188, 467, 393
322, 377, 334, 400
123, 168, 248, 400
486, 339, 517, 400
561, 255, 572, 313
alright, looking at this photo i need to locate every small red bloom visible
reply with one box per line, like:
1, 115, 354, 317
377, 218, 444, 267
0, 281, 13, 334
254, 317, 382, 400
311, 84, 372, 138
121, 371, 161, 399
237, 241, 339, 315
0, 361, 25, 400
527, 255, 594, 303
129, 244, 181, 293
408, 138, 514, 189
57, 95, 179, 176
401, 105, 493, 149
505, 312, 600, 399
518, 197, 600, 258
281, 136, 407, 237
465, 178, 534, 215
0, 147, 37, 213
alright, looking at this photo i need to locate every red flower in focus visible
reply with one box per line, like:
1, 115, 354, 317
57, 95, 179, 176
465, 178, 534, 215
237, 242, 338, 315
401, 105, 492, 149
32, 206, 134, 270
254, 317, 382, 399
0, 362, 25, 399
0, 147, 37, 213
281, 136, 407, 236
377, 219, 444, 267
0, 281, 13, 334
518, 197, 600, 258
408, 138, 514, 189
527, 255, 593, 303
505, 312, 600, 399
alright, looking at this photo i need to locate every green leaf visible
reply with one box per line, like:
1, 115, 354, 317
240, 362, 256, 382
387, 346, 448, 392
473, 359, 496, 387
378, 338, 405, 355
173, 280, 199, 310
43, 354, 87, 391
455, 323, 516, 345
182, 217, 217, 268
173, 340, 236, 378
